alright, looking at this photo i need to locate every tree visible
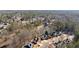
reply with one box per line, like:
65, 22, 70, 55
45, 30, 48, 35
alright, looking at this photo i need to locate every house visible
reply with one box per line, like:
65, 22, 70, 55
0, 23, 4, 29
12, 16, 22, 22
37, 16, 45, 21
0, 23, 10, 29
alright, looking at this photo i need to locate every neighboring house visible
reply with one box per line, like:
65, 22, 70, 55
37, 16, 45, 21
3, 23, 10, 29
0, 23, 4, 29
12, 16, 22, 22
0, 23, 10, 29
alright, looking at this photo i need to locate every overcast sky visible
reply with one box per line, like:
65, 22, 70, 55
0, 0, 79, 10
